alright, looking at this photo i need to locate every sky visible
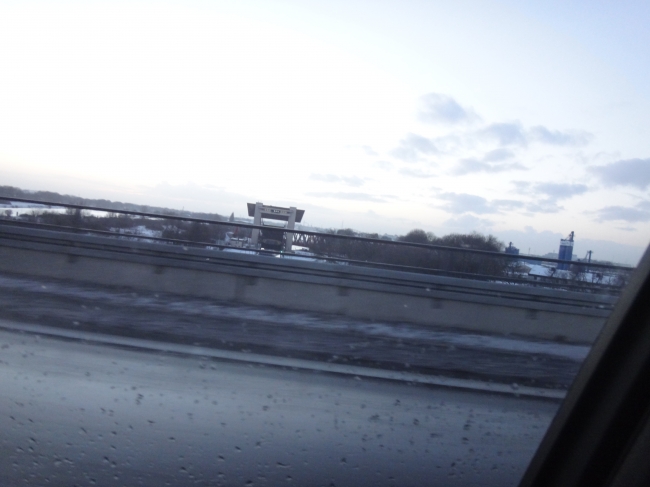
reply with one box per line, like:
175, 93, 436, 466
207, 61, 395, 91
1, 0, 650, 264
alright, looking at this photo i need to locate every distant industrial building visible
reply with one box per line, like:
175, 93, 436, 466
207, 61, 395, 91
505, 242, 520, 255
558, 231, 575, 270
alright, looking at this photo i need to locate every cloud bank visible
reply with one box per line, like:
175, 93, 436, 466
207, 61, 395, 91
594, 201, 650, 223
436, 192, 524, 215
306, 191, 388, 203
589, 158, 650, 190
480, 122, 527, 146
310, 174, 365, 187
452, 154, 526, 175
528, 126, 592, 146
399, 167, 436, 178
418, 93, 480, 125
390, 133, 437, 162
511, 181, 590, 213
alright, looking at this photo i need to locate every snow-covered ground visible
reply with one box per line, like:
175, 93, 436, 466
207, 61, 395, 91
0, 201, 48, 208
222, 247, 258, 255
280, 250, 327, 263
1, 205, 109, 218
110, 225, 162, 238
524, 262, 621, 285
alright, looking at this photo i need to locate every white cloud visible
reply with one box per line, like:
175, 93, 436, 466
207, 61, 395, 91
373, 160, 394, 170
483, 148, 514, 162
435, 192, 524, 215
513, 181, 589, 199
510, 181, 589, 214
306, 192, 388, 203
399, 167, 436, 178
528, 126, 592, 146
589, 158, 650, 190
417, 93, 480, 125
593, 202, 650, 223
452, 158, 526, 175
390, 133, 437, 162
362, 145, 378, 156
441, 214, 494, 232
309, 174, 366, 187
480, 122, 527, 146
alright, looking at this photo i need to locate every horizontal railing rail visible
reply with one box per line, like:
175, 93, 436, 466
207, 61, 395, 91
0, 217, 625, 295
0, 196, 632, 271
0, 195, 634, 292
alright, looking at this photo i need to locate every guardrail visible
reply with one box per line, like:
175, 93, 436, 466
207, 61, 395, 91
0, 195, 633, 293
0, 223, 616, 343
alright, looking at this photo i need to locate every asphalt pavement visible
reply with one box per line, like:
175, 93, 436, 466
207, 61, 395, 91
0, 273, 591, 390
0, 328, 559, 487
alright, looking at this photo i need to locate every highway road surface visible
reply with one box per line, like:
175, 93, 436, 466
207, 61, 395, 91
0, 326, 559, 486
0, 271, 583, 485
0, 273, 591, 390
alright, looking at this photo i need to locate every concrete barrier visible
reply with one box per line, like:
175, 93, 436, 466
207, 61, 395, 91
0, 224, 616, 343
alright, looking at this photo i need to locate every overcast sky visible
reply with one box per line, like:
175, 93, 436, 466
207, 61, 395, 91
1, 0, 649, 264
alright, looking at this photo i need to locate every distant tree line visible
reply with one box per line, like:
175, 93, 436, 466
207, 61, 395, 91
13, 209, 232, 245
310, 228, 508, 277
2, 185, 515, 276
0, 185, 226, 221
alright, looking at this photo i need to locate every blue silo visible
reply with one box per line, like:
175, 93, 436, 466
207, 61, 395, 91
558, 231, 574, 270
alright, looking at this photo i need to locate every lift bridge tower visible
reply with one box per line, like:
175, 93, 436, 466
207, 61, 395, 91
247, 202, 305, 253
558, 231, 575, 271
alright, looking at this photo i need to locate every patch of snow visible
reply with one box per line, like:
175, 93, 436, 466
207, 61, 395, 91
222, 248, 258, 255
527, 264, 554, 277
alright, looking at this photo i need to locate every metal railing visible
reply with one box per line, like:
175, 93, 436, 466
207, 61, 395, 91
0, 195, 634, 293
